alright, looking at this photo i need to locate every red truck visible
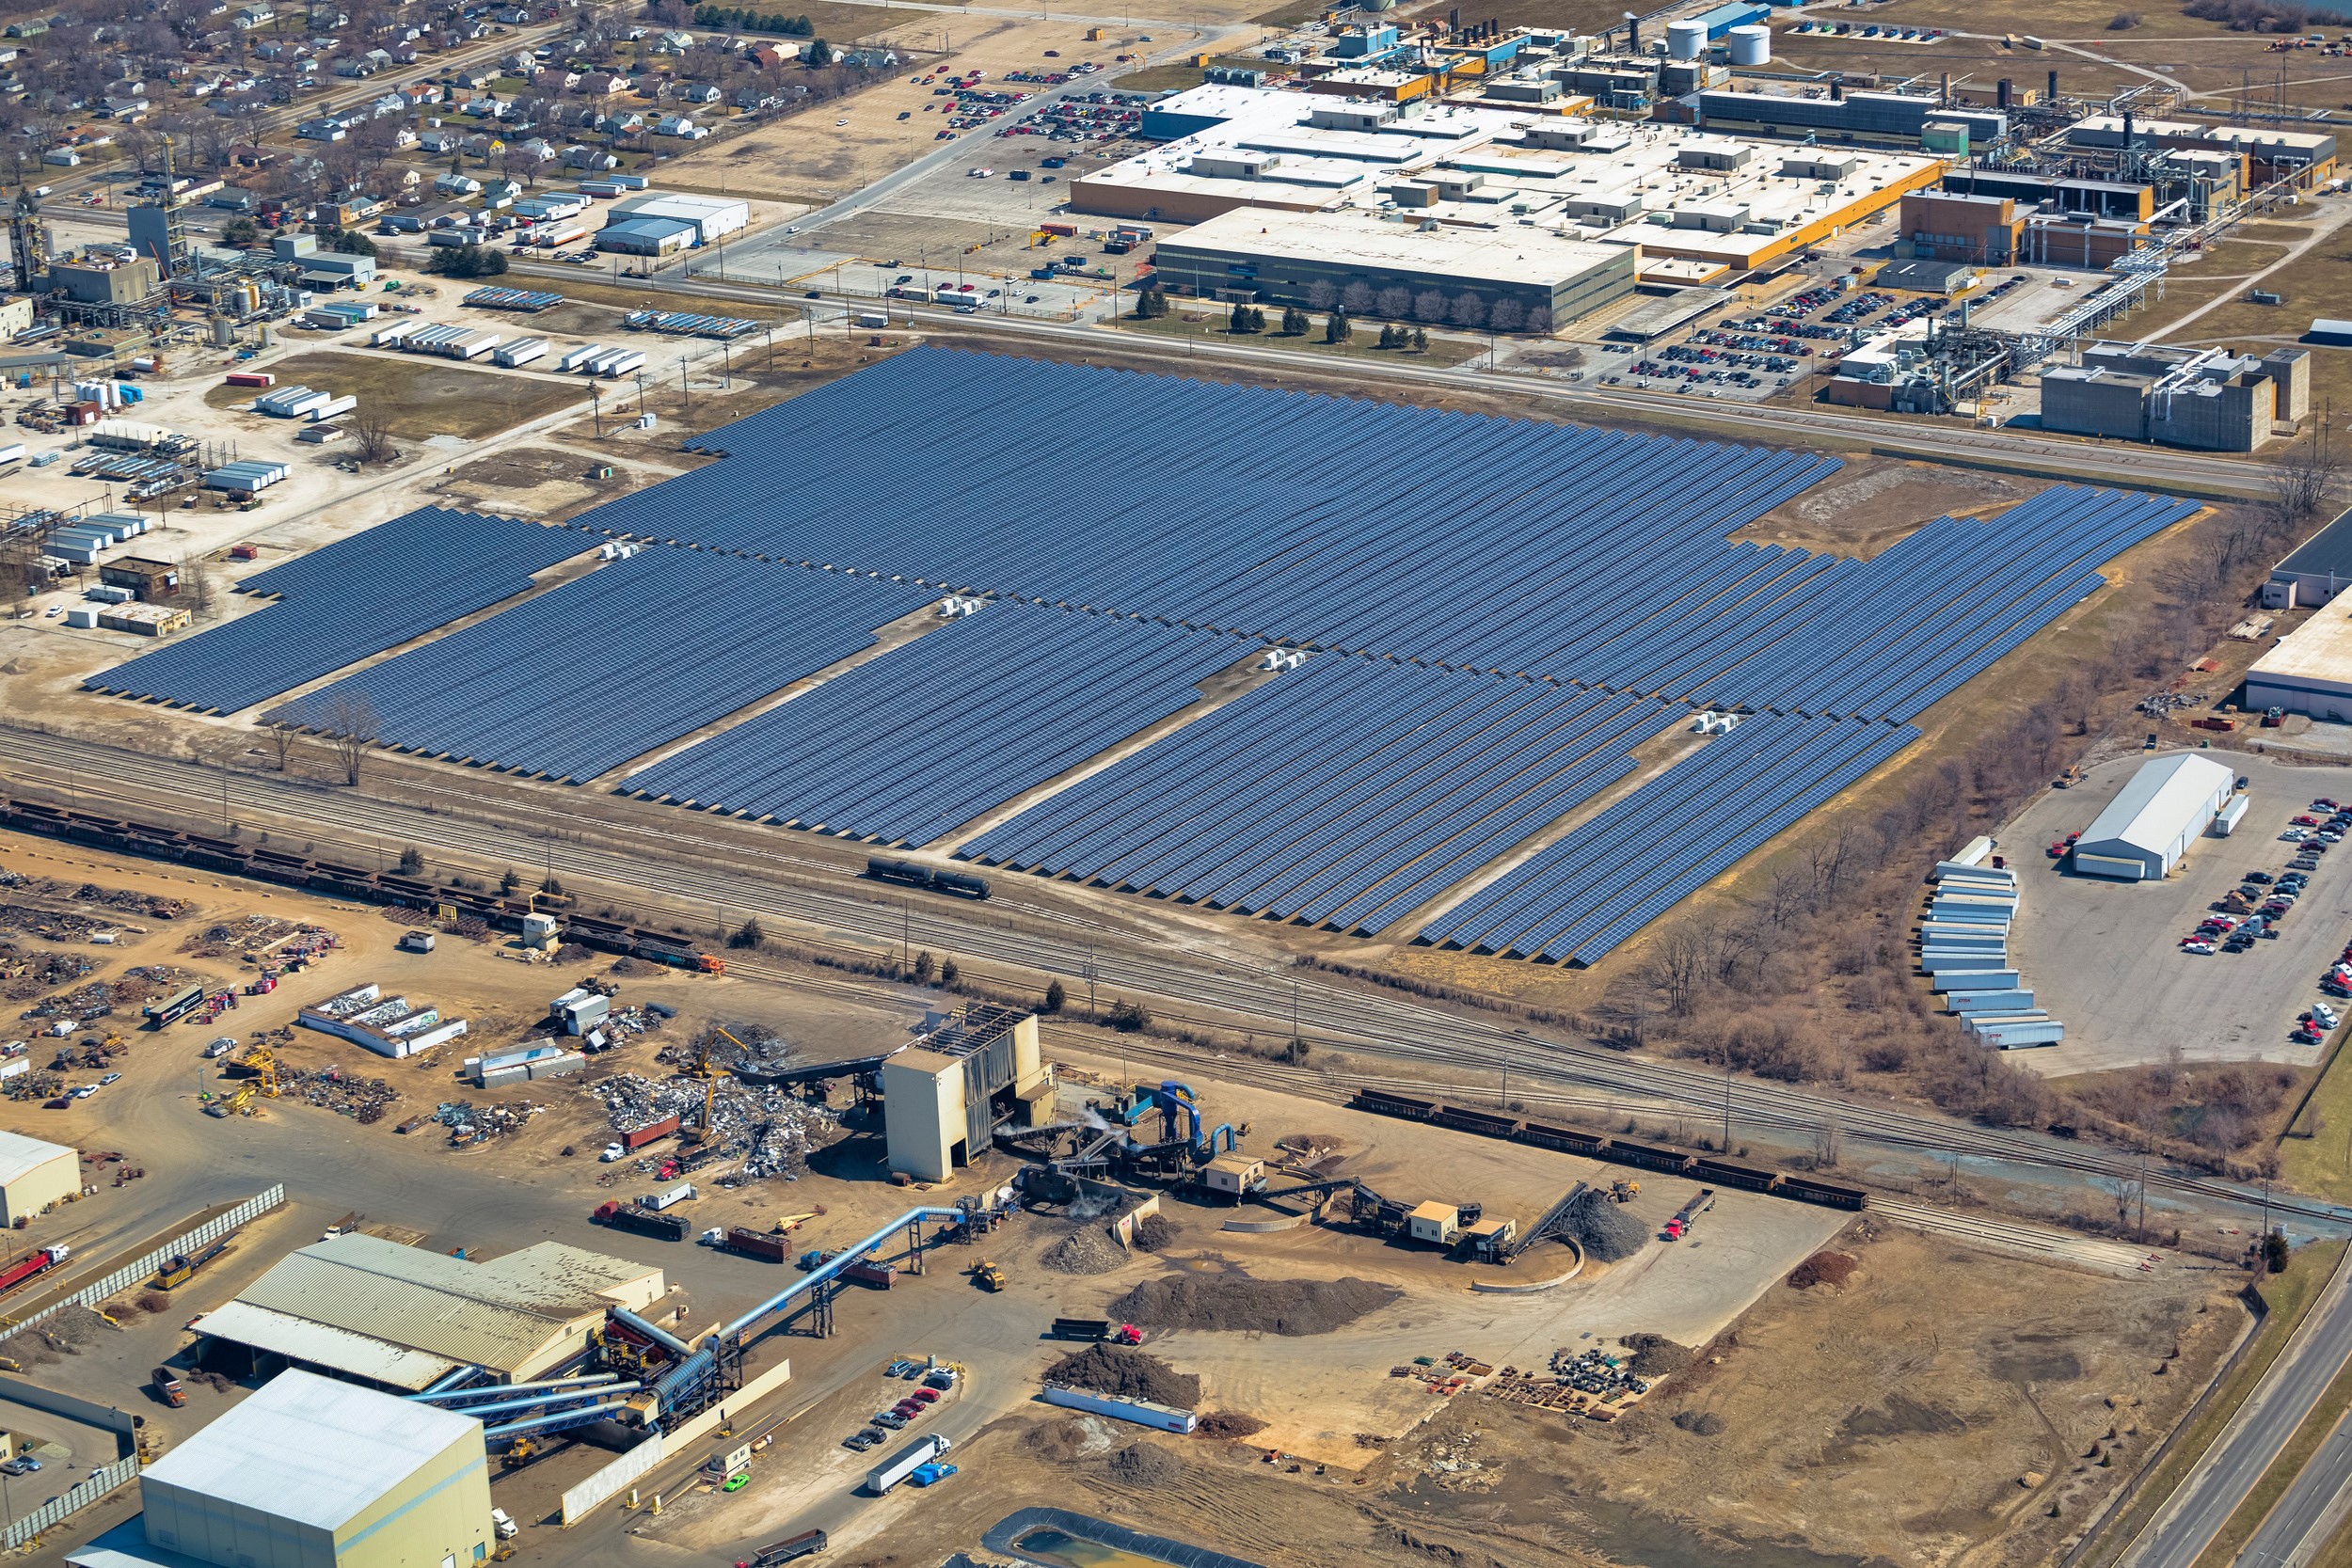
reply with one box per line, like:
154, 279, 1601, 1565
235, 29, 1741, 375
151, 1367, 185, 1407
622, 1114, 680, 1152
0, 1244, 69, 1296
724, 1227, 791, 1263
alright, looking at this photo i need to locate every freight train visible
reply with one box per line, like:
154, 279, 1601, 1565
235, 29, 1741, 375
0, 797, 724, 972
865, 857, 992, 900
1350, 1088, 1869, 1212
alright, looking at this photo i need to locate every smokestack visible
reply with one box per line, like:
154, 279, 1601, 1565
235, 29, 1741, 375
1996, 76, 2013, 108
2047, 68, 2058, 102
2122, 106, 2135, 148
1940, 71, 1950, 103
1625, 9, 1640, 53
1831, 77, 1843, 101
1448, 6, 1460, 29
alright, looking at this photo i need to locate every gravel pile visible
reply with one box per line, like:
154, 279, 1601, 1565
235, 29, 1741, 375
1620, 1333, 1694, 1377
1041, 1227, 1129, 1275
1129, 1214, 1174, 1251
1108, 1443, 1181, 1487
1567, 1190, 1648, 1262
1107, 1274, 1398, 1336
1788, 1251, 1857, 1289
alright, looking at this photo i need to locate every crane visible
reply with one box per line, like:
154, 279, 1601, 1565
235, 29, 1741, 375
691, 1027, 750, 1134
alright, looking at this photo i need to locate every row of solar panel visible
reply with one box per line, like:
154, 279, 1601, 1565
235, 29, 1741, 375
961, 658, 1667, 935
570, 348, 1845, 674
265, 548, 931, 784
620, 601, 1255, 848
86, 509, 590, 716
1419, 715, 1919, 964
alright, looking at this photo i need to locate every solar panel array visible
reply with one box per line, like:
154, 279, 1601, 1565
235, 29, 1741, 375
619, 601, 1252, 847
1420, 715, 1920, 964
963, 658, 1668, 935
87, 509, 588, 715
265, 549, 928, 784
566, 348, 1842, 673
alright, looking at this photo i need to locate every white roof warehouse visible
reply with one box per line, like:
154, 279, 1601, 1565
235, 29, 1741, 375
2072, 752, 2235, 882
1147, 207, 1637, 325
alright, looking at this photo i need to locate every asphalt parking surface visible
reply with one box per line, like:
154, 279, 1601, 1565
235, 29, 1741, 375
2002, 752, 2352, 1075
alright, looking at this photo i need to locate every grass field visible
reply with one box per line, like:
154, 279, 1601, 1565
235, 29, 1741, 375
2079, 1242, 2343, 1568
2279, 1035, 2352, 1203
201, 351, 586, 442
1119, 309, 1491, 368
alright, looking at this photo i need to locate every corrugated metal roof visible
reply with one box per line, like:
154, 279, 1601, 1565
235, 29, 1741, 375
0, 1129, 73, 1189
2078, 752, 2233, 857
188, 1300, 459, 1391
141, 1369, 477, 1529
227, 1234, 650, 1374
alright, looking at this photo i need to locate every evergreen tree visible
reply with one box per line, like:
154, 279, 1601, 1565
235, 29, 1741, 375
1322, 309, 1348, 345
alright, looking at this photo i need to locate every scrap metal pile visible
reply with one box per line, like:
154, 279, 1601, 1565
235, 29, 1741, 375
589, 1069, 840, 1185
180, 914, 339, 964
428, 1097, 546, 1146
278, 1062, 402, 1125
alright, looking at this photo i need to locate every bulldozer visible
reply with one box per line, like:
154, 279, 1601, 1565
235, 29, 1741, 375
970, 1259, 1007, 1292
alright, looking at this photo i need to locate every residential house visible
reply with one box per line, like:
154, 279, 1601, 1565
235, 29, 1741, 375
577, 70, 629, 96
652, 28, 693, 51
460, 132, 502, 155
480, 178, 520, 207
673, 81, 720, 104
532, 66, 579, 90
230, 5, 273, 27
731, 87, 782, 112
434, 170, 481, 196
401, 81, 441, 106
417, 127, 460, 151
332, 55, 377, 75
295, 117, 346, 138
564, 144, 618, 169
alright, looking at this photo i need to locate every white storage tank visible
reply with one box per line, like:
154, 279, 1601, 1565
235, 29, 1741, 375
1667, 18, 1707, 58
1727, 24, 1771, 64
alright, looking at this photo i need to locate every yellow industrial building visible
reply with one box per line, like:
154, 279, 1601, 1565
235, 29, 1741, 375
882, 1004, 1052, 1182
69, 1370, 496, 1568
0, 1130, 79, 1225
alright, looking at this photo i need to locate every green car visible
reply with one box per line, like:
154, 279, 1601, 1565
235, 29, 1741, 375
723, 1474, 749, 1493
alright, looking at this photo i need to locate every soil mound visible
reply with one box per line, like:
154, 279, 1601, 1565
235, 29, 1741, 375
1673, 1410, 1726, 1436
1044, 1344, 1200, 1408
1130, 1213, 1174, 1251
1041, 1226, 1128, 1275
1567, 1191, 1647, 1262
1621, 1333, 1694, 1377
1788, 1251, 1857, 1290
1108, 1274, 1398, 1336
1195, 1411, 1266, 1440
1108, 1442, 1181, 1487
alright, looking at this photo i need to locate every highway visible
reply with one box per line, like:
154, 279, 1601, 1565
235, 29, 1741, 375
7, 727, 2342, 1240
2118, 1246, 2352, 1568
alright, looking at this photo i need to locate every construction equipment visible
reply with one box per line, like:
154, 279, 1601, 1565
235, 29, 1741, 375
969, 1259, 1006, 1291
1607, 1180, 1639, 1203
501, 1436, 538, 1468
240, 1045, 280, 1098
771, 1212, 818, 1235
153, 1234, 236, 1290
689, 1027, 750, 1135
204, 1082, 258, 1118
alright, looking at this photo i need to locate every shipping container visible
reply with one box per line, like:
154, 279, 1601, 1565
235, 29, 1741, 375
623, 1112, 681, 1149
1930, 969, 2020, 992
1920, 951, 2007, 974
223, 371, 276, 388
724, 1227, 790, 1262
1947, 989, 2034, 1012
1979, 1022, 2066, 1049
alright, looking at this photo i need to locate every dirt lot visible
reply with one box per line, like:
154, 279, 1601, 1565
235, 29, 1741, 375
201, 351, 587, 444
1738, 457, 2044, 558
659, 16, 1159, 203
2005, 752, 2351, 1074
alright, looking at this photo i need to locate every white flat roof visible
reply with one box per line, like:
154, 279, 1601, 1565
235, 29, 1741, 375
140, 1369, 476, 1530
1161, 206, 1630, 288
2252, 603, 2352, 689
188, 1299, 462, 1390
0, 1130, 73, 1187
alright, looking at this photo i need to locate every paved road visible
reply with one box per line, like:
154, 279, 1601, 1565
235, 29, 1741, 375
2236, 1396, 2352, 1568
510, 254, 2280, 499
2120, 1246, 2352, 1568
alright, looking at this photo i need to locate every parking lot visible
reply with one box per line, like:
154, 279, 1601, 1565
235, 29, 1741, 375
2003, 752, 2352, 1075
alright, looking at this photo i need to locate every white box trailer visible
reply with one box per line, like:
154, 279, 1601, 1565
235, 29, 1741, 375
1931, 969, 2022, 993
1040, 1385, 1197, 1433
306, 394, 358, 422
445, 329, 501, 360
866, 1433, 951, 1496
493, 337, 548, 368
598, 349, 645, 377
371, 319, 421, 347
559, 343, 606, 372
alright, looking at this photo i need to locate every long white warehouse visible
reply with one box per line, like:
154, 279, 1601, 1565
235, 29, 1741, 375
2072, 753, 2236, 881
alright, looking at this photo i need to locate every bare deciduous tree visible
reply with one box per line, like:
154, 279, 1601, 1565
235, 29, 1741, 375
321, 693, 379, 784
350, 409, 398, 465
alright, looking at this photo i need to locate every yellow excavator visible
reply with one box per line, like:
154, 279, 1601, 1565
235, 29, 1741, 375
241, 1045, 280, 1098
970, 1259, 1007, 1291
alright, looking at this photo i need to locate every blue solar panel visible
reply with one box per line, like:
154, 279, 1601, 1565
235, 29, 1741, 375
85, 508, 589, 715
620, 601, 1253, 847
265, 547, 929, 784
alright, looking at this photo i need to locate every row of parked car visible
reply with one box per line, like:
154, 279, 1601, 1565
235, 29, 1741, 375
840, 1359, 954, 1452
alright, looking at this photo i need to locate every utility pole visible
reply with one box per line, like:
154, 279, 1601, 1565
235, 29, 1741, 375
1721, 1053, 1733, 1154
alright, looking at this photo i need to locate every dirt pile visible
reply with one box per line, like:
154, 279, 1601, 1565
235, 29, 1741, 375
1045, 1344, 1200, 1408
1195, 1411, 1266, 1440
1788, 1251, 1858, 1290
1108, 1274, 1399, 1336
1130, 1213, 1174, 1251
37, 1304, 114, 1354
1041, 1227, 1129, 1275
1108, 1443, 1182, 1487
1673, 1410, 1726, 1436
1621, 1334, 1694, 1377
1568, 1191, 1647, 1261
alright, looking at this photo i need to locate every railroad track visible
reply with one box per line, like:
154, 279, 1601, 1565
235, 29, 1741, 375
7, 728, 2345, 1232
